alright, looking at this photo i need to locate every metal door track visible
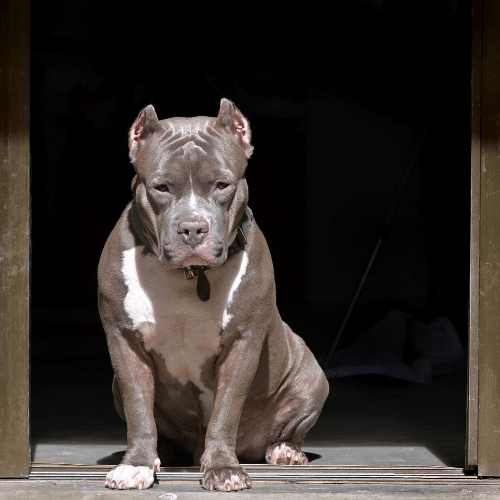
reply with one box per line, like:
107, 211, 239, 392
28, 463, 498, 484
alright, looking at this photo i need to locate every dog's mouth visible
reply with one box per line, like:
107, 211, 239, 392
160, 243, 227, 271
156, 208, 252, 272
160, 245, 226, 303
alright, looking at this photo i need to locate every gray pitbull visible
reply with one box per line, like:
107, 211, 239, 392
97, 99, 329, 491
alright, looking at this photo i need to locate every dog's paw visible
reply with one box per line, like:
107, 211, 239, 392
265, 442, 308, 465
201, 465, 252, 491
104, 458, 160, 490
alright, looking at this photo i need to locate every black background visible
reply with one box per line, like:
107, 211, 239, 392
30, 0, 472, 356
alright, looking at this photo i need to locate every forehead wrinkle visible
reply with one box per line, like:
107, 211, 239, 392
159, 128, 186, 151
166, 117, 221, 143
153, 117, 237, 180
159, 140, 211, 182
161, 129, 214, 159
206, 121, 224, 139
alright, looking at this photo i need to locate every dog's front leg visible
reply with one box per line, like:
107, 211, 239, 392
200, 333, 262, 492
104, 330, 159, 490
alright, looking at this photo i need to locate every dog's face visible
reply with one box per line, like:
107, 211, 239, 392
128, 99, 253, 270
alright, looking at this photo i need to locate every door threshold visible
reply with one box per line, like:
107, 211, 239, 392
29, 463, 495, 484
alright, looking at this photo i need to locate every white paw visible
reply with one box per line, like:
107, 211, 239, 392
265, 442, 308, 465
104, 458, 160, 490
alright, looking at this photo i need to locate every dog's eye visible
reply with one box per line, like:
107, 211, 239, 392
216, 182, 229, 190
155, 184, 169, 192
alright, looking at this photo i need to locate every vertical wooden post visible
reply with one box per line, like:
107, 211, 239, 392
476, 0, 500, 478
0, 0, 31, 478
467, 0, 482, 472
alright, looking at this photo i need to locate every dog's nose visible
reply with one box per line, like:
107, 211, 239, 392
178, 218, 209, 246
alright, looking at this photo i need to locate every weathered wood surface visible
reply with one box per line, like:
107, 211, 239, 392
0, 0, 30, 478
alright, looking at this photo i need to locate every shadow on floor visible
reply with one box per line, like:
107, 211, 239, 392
31, 335, 466, 468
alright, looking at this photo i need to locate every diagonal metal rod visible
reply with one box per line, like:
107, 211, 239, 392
322, 124, 429, 370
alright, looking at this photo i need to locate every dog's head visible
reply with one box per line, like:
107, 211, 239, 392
128, 99, 253, 270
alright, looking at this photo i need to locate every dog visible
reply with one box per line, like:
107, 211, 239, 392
97, 98, 329, 491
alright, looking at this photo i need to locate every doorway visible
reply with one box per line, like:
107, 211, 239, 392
29, 0, 472, 473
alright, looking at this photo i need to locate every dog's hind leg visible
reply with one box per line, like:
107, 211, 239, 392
264, 407, 322, 465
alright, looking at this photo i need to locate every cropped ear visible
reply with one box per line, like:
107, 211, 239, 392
215, 98, 253, 158
128, 105, 163, 162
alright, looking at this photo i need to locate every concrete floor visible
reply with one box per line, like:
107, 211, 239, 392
31, 336, 466, 468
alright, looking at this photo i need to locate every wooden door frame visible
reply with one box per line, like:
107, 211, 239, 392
0, 0, 31, 478
468, 0, 500, 477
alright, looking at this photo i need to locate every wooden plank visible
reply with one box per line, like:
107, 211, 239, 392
467, 0, 482, 471
478, 0, 500, 477
0, 0, 30, 478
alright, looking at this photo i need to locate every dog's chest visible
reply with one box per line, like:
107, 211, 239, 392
120, 247, 246, 390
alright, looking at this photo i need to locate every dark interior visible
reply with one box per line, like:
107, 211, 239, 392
31, 0, 472, 467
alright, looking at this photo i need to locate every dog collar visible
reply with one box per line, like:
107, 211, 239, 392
130, 198, 153, 253
228, 206, 253, 257
130, 200, 253, 302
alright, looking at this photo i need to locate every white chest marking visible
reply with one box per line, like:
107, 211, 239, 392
122, 247, 155, 329
120, 246, 248, 421
222, 251, 249, 328
121, 246, 225, 420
